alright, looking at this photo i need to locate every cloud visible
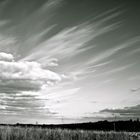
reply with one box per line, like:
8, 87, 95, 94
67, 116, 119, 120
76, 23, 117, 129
0, 35, 16, 48
0, 52, 61, 93
0, 61, 61, 81
131, 88, 140, 93
89, 60, 112, 68
91, 63, 135, 78
128, 75, 140, 81
100, 104, 140, 118
0, 4, 136, 122
18, 10, 122, 84
47, 87, 80, 100
26, 20, 118, 79
0, 52, 14, 61
82, 104, 140, 122
87, 36, 140, 67
21, 25, 94, 62
0, 20, 9, 27
21, 10, 121, 64
0, 52, 62, 118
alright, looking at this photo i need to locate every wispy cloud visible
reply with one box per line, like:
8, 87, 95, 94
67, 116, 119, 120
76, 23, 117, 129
21, 25, 94, 62
21, 10, 121, 64
128, 75, 140, 81
87, 36, 140, 67
0, 20, 9, 27
90, 63, 135, 79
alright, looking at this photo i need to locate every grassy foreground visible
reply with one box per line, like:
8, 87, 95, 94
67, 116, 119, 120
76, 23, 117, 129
0, 126, 139, 140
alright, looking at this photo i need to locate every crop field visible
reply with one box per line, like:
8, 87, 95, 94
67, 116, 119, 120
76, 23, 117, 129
0, 126, 139, 140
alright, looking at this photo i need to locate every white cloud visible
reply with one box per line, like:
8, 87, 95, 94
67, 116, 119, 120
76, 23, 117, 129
0, 52, 61, 93
87, 36, 140, 67
0, 52, 14, 62
18, 11, 122, 83
21, 25, 93, 62
0, 61, 61, 81
21, 17, 120, 64
92, 63, 135, 78
0, 52, 63, 117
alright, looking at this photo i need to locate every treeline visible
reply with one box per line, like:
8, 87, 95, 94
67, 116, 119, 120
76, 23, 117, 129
1, 119, 140, 131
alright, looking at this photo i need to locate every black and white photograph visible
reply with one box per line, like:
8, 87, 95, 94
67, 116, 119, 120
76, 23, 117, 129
0, 0, 140, 139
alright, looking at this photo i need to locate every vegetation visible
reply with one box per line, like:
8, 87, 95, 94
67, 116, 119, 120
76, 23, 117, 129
4, 119, 140, 131
0, 126, 139, 140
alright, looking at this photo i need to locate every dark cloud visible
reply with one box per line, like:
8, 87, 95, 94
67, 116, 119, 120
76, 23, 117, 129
131, 87, 140, 93
0, 95, 56, 118
100, 104, 140, 118
0, 80, 41, 93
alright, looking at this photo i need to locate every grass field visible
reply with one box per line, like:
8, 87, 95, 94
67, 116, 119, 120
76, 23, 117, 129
0, 126, 139, 140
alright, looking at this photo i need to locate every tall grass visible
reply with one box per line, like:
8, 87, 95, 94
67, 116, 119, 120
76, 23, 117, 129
0, 126, 139, 140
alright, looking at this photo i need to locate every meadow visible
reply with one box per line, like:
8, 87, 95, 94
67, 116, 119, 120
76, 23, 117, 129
0, 126, 139, 140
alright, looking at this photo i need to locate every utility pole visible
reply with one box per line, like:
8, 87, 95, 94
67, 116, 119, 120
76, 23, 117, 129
112, 113, 116, 131
61, 116, 64, 124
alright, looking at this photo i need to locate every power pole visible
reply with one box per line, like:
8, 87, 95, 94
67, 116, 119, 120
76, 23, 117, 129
61, 116, 64, 124
112, 113, 116, 131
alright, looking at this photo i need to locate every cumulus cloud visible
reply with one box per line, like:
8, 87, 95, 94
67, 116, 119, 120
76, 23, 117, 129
0, 52, 63, 117
0, 52, 14, 62
0, 52, 61, 93
0, 61, 61, 81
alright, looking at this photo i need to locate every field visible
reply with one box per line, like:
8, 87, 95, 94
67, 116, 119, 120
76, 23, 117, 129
0, 126, 139, 140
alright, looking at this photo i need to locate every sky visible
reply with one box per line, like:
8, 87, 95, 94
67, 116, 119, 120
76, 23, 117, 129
0, 0, 140, 124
